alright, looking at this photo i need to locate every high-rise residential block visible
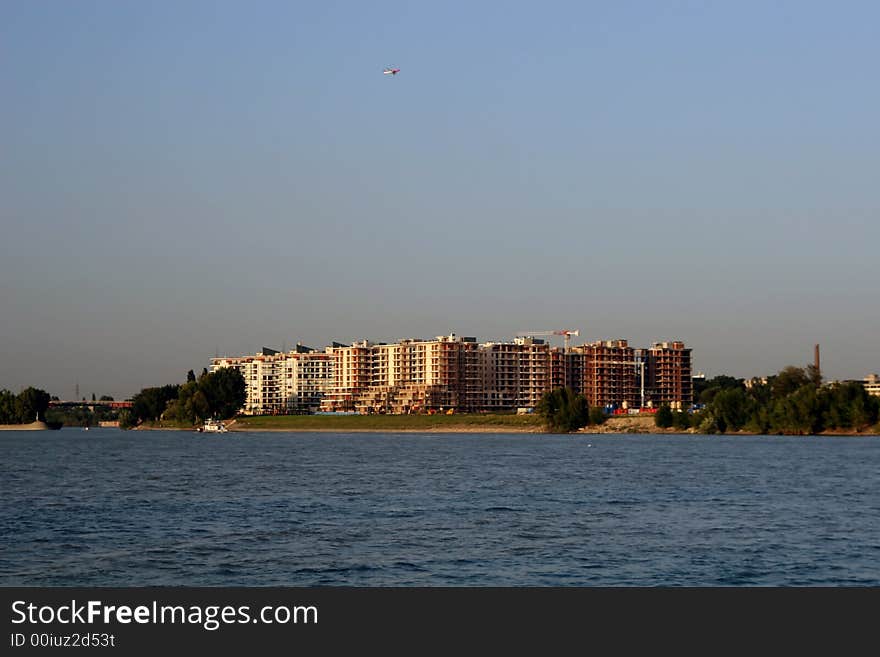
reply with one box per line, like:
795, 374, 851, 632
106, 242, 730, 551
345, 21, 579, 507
213, 333, 693, 415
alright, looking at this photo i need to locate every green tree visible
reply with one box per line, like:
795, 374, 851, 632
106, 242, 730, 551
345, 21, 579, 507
699, 375, 745, 404
710, 388, 751, 433
198, 367, 246, 419
172, 380, 212, 423
118, 409, 135, 430
173, 381, 198, 423
821, 382, 878, 430
217, 367, 247, 418
770, 384, 822, 435
15, 387, 51, 423
695, 409, 719, 434
123, 368, 245, 429
673, 410, 691, 430
770, 366, 812, 399
186, 370, 196, 383
744, 404, 771, 434
0, 389, 17, 423
655, 404, 674, 429
850, 394, 872, 430
130, 384, 180, 424
822, 382, 851, 429
746, 381, 772, 407
189, 390, 211, 420
536, 387, 590, 433
589, 407, 606, 426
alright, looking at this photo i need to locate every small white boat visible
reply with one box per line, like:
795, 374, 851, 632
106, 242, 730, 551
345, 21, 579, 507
199, 419, 228, 433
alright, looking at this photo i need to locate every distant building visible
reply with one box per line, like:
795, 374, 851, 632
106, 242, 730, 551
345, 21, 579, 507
213, 333, 694, 415
645, 341, 693, 410
211, 347, 333, 414
864, 374, 880, 398
321, 340, 373, 412
322, 334, 552, 414
568, 340, 639, 410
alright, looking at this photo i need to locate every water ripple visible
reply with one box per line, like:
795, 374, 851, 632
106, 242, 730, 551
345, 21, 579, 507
1, 429, 879, 585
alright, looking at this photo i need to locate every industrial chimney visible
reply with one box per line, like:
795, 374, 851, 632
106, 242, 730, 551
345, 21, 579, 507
814, 344, 821, 379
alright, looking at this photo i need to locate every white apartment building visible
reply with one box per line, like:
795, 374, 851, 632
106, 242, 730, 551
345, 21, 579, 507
283, 350, 334, 412
211, 347, 333, 414
210, 349, 282, 414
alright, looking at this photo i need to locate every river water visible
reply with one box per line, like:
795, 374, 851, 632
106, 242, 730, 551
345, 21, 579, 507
1, 428, 878, 585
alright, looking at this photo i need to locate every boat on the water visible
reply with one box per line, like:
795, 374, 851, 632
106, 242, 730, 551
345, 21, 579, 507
198, 419, 228, 433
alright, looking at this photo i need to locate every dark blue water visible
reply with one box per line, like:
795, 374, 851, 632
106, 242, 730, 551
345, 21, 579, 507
2, 428, 878, 585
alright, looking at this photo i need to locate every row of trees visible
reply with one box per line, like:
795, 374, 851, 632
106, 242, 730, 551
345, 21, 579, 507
0, 387, 51, 424
693, 366, 878, 434
120, 368, 246, 428
654, 405, 694, 431
657, 366, 879, 435
45, 395, 119, 428
540, 365, 879, 435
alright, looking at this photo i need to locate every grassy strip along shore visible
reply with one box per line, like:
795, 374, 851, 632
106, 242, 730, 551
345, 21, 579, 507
131, 413, 877, 434
231, 413, 545, 432
216, 413, 880, 435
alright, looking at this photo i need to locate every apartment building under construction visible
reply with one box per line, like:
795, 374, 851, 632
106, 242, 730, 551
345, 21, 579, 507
569, 340, 640, 410
645, 341, 693, 410
320, 334, 552, 414
212, 333, 693, 415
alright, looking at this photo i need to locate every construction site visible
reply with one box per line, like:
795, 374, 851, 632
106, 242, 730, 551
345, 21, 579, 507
212, 331, 693, 416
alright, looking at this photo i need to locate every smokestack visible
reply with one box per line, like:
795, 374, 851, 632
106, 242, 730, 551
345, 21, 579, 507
814, 344, 820, 377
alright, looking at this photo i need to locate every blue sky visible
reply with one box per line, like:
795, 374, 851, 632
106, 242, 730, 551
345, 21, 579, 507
2, 1, 878, 399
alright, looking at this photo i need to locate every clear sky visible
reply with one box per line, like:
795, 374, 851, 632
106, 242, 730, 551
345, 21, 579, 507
2, 1, 878, 400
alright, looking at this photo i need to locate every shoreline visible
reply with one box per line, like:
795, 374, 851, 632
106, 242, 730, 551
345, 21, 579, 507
124, 415, 878, 436
228, 426, 545, 434
228, 420, 879, 436
226, 427, 879, 436
0, 421, 49, 431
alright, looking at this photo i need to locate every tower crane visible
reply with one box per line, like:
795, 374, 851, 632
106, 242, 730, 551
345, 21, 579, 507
515, 329, 580, 353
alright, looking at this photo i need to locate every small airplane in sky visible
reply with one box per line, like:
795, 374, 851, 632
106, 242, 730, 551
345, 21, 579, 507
383, 68, 400, 76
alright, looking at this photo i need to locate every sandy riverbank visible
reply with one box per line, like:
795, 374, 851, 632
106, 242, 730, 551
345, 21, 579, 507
0, 421, 49, 431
